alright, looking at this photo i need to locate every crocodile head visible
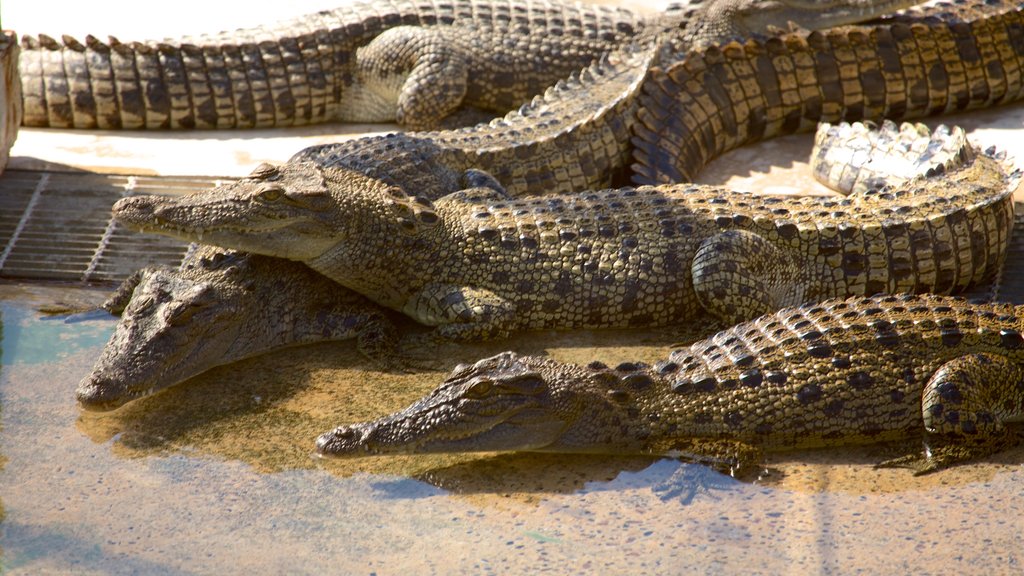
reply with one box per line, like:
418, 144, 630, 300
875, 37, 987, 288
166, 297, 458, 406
76, 264, 244, 411
112, 162, 429, 262
317, 352, 650, 457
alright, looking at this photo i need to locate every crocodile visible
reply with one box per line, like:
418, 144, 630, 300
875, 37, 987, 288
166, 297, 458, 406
17, 0, 921, 131
101, 0, 1016, 234
18, 0, 656, 130
112, 120, 1018, 341
316, 293, 1024, 475
76, 245, 400, 411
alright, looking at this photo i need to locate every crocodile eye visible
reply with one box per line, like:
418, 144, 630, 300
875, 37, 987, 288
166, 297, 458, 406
257, 184, 285, 202
166, 301, 206, 326
465, 379, 493, 398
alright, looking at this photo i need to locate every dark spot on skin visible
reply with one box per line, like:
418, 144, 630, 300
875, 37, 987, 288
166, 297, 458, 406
592, 372, 620, 387
1000, 328, 1023, 349
796, 383, 822, 404
694, 376, 717, 393
616, 362, 642, 372
902, 369, 916, 384
945, 410, 961, 425
655, 361, 679, 375
937, 381, 964, 403
890, 389, 906, 403
622, 373, 654, 390
588, 361, 608, 370
823, 399, 844, 417
960, 418, 977, 434
868, 319, 892, 331
671, 380, 693, 394
800, 330, 822, 341
941, 329, 964, 347
724, 411, 743, 427
832, 356, 851, 369
807, 342, 833, 358
847, 371, 873, 390
755, 422, 773, 434
479, 228, 500, 241
720, 378, 738, 389
765, 370, 787, 385
734, 355, 754, 368
875, 332, 901, 347
607, 389, 630, 403
777, 222, 798, 239
739, 369, 763, 387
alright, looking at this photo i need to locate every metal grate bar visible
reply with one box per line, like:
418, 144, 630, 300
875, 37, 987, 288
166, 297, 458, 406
0, 169, 232, 284
0, 172, 47, 270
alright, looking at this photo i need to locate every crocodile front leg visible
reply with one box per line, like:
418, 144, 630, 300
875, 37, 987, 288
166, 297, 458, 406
348, 26, 470, 129
691, 229, 801, 325
878, 352, 1024, 475
403, 282, 517, 341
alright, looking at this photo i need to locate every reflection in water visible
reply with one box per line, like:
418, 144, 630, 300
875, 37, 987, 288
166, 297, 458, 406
2, 284, 1023, 573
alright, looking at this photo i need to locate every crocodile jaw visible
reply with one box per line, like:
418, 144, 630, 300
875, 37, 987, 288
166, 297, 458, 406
316, 409, 567, 457
114, 195, 338, 260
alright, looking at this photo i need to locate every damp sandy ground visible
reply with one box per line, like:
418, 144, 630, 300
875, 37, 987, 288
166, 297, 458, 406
2, 0, 1024, 574
3, 283, 1024, 574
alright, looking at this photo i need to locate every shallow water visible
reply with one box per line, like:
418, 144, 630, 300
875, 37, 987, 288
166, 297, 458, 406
1, 281, 1022, 574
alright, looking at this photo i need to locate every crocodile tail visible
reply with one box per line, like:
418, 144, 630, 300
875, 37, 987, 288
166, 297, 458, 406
631, 1, 1024, 185
18, 28, 349, 130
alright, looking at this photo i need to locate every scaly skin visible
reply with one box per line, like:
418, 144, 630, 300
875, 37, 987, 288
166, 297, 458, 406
18, 0, 650, 130
76, 246, 399, 411
112, 0, 1015, 239
631, 0, 1024, 185
317, 293, 1024, 475
112, 122, 1017, 341
17, 0, 917, 131
290, 0, 928, 201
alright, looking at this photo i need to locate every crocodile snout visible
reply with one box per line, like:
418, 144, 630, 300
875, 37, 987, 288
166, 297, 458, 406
76, 376, 131, 412
316, 424, 372, 456
111, 196, 161, 228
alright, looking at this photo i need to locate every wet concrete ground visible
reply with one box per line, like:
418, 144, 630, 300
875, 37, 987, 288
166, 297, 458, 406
2, 283, 1024, 574
2, 0, 1024, 573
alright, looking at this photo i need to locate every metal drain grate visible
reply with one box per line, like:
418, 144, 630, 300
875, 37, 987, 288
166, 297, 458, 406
0, 169, 232, 284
